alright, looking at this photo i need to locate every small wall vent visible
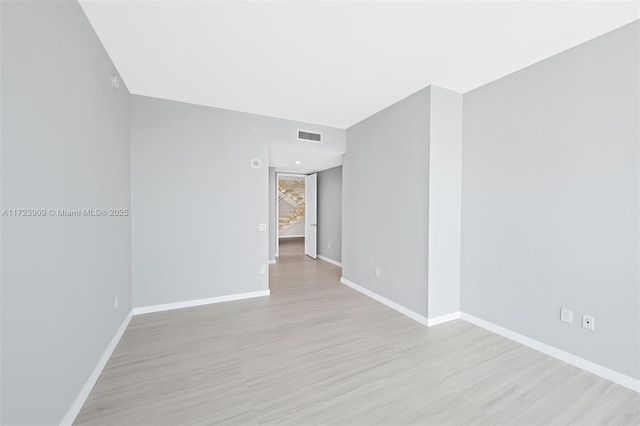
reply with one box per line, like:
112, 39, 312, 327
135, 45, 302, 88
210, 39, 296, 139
298, 130, 322, 143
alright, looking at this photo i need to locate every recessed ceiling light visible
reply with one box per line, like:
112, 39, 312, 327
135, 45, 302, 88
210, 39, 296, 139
295, 161, 301, 164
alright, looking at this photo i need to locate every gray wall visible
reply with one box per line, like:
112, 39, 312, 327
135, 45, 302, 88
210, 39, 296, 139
1, 1, 132, 424
131, 95, 345, 308
461, 21, 640, 379
317, 166, 342, 263
343, 88, 431, 316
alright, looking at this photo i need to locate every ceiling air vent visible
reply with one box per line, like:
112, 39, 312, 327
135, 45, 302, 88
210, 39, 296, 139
298, 130, 322, 143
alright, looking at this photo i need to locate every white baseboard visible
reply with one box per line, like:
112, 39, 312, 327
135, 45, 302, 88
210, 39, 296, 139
340, 277, 430, 326
61, 290, 270, 424
268, 259, 276, 264
340, 277, 459, 328
60, 311, 133, 426
317, 255, 342, 267
339, 277, 639, 392
132, 290, 270, 315
427, 311, 461, 326
279, 235, 304, 239
461, 312, 640, 393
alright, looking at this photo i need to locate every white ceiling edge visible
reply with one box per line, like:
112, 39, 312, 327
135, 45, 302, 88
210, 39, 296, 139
80, 1, 640, 129
269, 145, 344, 174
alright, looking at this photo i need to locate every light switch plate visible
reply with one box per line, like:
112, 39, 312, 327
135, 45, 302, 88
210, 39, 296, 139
258, 224, 267, 231
560, 308, 572, 323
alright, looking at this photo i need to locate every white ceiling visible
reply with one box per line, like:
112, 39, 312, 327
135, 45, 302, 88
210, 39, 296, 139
80, 1, 639, 129
269, 145, 343, 174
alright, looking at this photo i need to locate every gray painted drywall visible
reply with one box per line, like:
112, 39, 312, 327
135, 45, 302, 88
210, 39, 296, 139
343, 88, 430, 316
461, 21, 640, 379
131, 95, 345, 308
268, 167, 276, 261
427, 87, 462, 318
317, 166, 342, 263
1, 1, 132, 424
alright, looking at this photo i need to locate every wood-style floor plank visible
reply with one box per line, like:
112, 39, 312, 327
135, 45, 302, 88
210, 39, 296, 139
75, 238, 640, 425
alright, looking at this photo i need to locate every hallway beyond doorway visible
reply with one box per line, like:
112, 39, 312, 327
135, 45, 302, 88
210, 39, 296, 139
276, 236, 305, 259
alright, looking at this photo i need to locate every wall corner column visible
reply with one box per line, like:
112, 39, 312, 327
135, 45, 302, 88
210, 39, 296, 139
427, 86, 463, 319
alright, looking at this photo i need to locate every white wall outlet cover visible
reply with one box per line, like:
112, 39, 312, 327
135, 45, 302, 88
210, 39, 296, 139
560, 308, 573, 323
250, 158, 262, 169
582, 315, 595, 330
258, 224, 267, 231
111, 74, 120, 90
375, 268, 381, 277
259, 266, 266, 274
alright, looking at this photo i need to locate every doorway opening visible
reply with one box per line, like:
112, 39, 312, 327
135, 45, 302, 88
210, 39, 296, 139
276, 173, 317, 259
267, 144, 343, 280
278, 174, 305, 255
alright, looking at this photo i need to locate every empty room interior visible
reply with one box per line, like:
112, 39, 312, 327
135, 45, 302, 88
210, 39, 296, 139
1, 1, 640, 425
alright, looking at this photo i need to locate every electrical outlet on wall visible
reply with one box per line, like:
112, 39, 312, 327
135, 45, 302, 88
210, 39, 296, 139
560, 308, 573, 323
582, 315, 595, 330
375, 268, 381, 277
328, 242, 331, 249
260, 265, 266, 274
114, 296, 119, 309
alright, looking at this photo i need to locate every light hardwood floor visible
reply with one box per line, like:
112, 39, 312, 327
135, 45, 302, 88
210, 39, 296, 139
76, 238, 640, 425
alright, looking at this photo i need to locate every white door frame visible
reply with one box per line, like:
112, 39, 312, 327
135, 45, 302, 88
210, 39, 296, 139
304, 173, 318, 259
275, 172, 307, 257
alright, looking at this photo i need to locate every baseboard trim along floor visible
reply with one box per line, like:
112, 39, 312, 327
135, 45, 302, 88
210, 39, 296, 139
427, 311, 462, 326
60, 311, 133, 426
64, 277, 639, 425
340, 277, 430, 327
340, 276, 639, 394
460, 312, 640, 393
62, 289, 272, 425
131, 290, 271, 315
317, 255, 342, 268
